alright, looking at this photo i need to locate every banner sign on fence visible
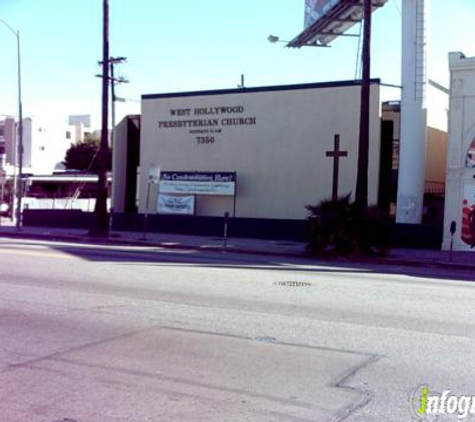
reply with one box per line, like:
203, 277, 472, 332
159, 172, 236, 196
157, 194, 195, 215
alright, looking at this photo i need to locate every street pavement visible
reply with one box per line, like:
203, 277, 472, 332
1, 237, 475, 421
0, 238, 373, 421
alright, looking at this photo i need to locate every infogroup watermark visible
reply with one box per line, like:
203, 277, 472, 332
410, 385, 475, 420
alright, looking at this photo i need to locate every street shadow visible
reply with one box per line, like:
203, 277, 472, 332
3, 237, 474, 284
40, 241, 475, 283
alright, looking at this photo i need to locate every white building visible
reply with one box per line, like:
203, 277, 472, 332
68, 114, 92, 144
22, 118, 77, 175
443, 53, 475, 251
0, 116, 89, 176
0, 117, 16, 170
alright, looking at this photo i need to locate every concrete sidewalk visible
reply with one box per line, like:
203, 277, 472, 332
0, 223, 474, 271
0, 225, 305, 255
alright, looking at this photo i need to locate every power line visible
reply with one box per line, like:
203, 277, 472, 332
354, 21, 363, 79
392, 0, 402, 16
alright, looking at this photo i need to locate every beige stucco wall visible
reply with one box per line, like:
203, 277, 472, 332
382, 100, 448, 195
425, 82, 449, 194
139, 82, 381, 220
425, 127, 447, 191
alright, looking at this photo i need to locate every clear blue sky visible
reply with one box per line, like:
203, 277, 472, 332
1, 0, 474, 128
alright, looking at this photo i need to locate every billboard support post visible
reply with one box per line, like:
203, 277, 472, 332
355, 0, 372, 209
396, 0, 428, 224
287, 0, 388, 209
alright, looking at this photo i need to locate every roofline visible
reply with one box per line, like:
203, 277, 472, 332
142, 79, 382, 100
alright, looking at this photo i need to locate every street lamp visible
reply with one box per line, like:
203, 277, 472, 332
0, 17, 23, 229
267, 34, 330, 47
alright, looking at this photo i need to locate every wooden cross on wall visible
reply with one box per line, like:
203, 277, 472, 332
326, 134, 348, 202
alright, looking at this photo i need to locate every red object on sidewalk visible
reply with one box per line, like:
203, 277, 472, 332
461, 199, 475, 246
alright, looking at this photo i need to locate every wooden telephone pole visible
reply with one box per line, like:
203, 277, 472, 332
355, 0, 372, 209
90, 0, 110, 237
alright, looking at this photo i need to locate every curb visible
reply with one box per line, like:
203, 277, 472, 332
353, 255, 475, 272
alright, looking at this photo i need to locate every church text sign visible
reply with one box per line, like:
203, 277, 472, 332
157, 105, 256, 145
159, 172, 236, 196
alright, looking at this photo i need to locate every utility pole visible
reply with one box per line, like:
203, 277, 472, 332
355, 0, 372, 209
108, 57, 127, 149
111, 60, 117, 147
96, 57, 127, 147
89, 0, 110, 237
94, 55, 127, 237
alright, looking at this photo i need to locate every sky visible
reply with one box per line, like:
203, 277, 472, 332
1, 0, 475, 129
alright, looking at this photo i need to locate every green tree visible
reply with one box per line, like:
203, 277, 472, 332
63, 134, 111, 172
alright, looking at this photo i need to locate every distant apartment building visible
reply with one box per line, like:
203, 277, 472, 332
68, 114, 92, 143
22, 118, 77, 174
0, 115, 90, 176
0, 117, 17, 168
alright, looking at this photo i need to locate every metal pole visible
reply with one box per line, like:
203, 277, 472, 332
142, 181, 151, 240
0, 18, 23, 229
109, 207, 114, 234
109, 63, 116, 231
15, 31, 23, 229
449, 221, 456, 262
223, 211, 229, 249
110, 61, 116, 149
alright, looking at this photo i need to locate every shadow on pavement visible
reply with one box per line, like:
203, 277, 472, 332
2, 237, 474, 284
35, 241, 475, 283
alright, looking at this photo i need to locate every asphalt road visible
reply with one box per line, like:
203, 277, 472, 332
0, 237, 475, 422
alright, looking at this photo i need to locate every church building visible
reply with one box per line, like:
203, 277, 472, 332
112, 78, 447, 241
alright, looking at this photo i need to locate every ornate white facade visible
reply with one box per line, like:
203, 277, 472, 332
443, 53, 475, 251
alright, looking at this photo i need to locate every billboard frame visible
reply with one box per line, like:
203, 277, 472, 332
287, 0, 387, 48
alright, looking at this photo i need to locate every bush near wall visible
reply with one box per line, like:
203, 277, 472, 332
305, 194, 390, 257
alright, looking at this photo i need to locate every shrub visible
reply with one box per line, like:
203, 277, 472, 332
305, 194, 390, 257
